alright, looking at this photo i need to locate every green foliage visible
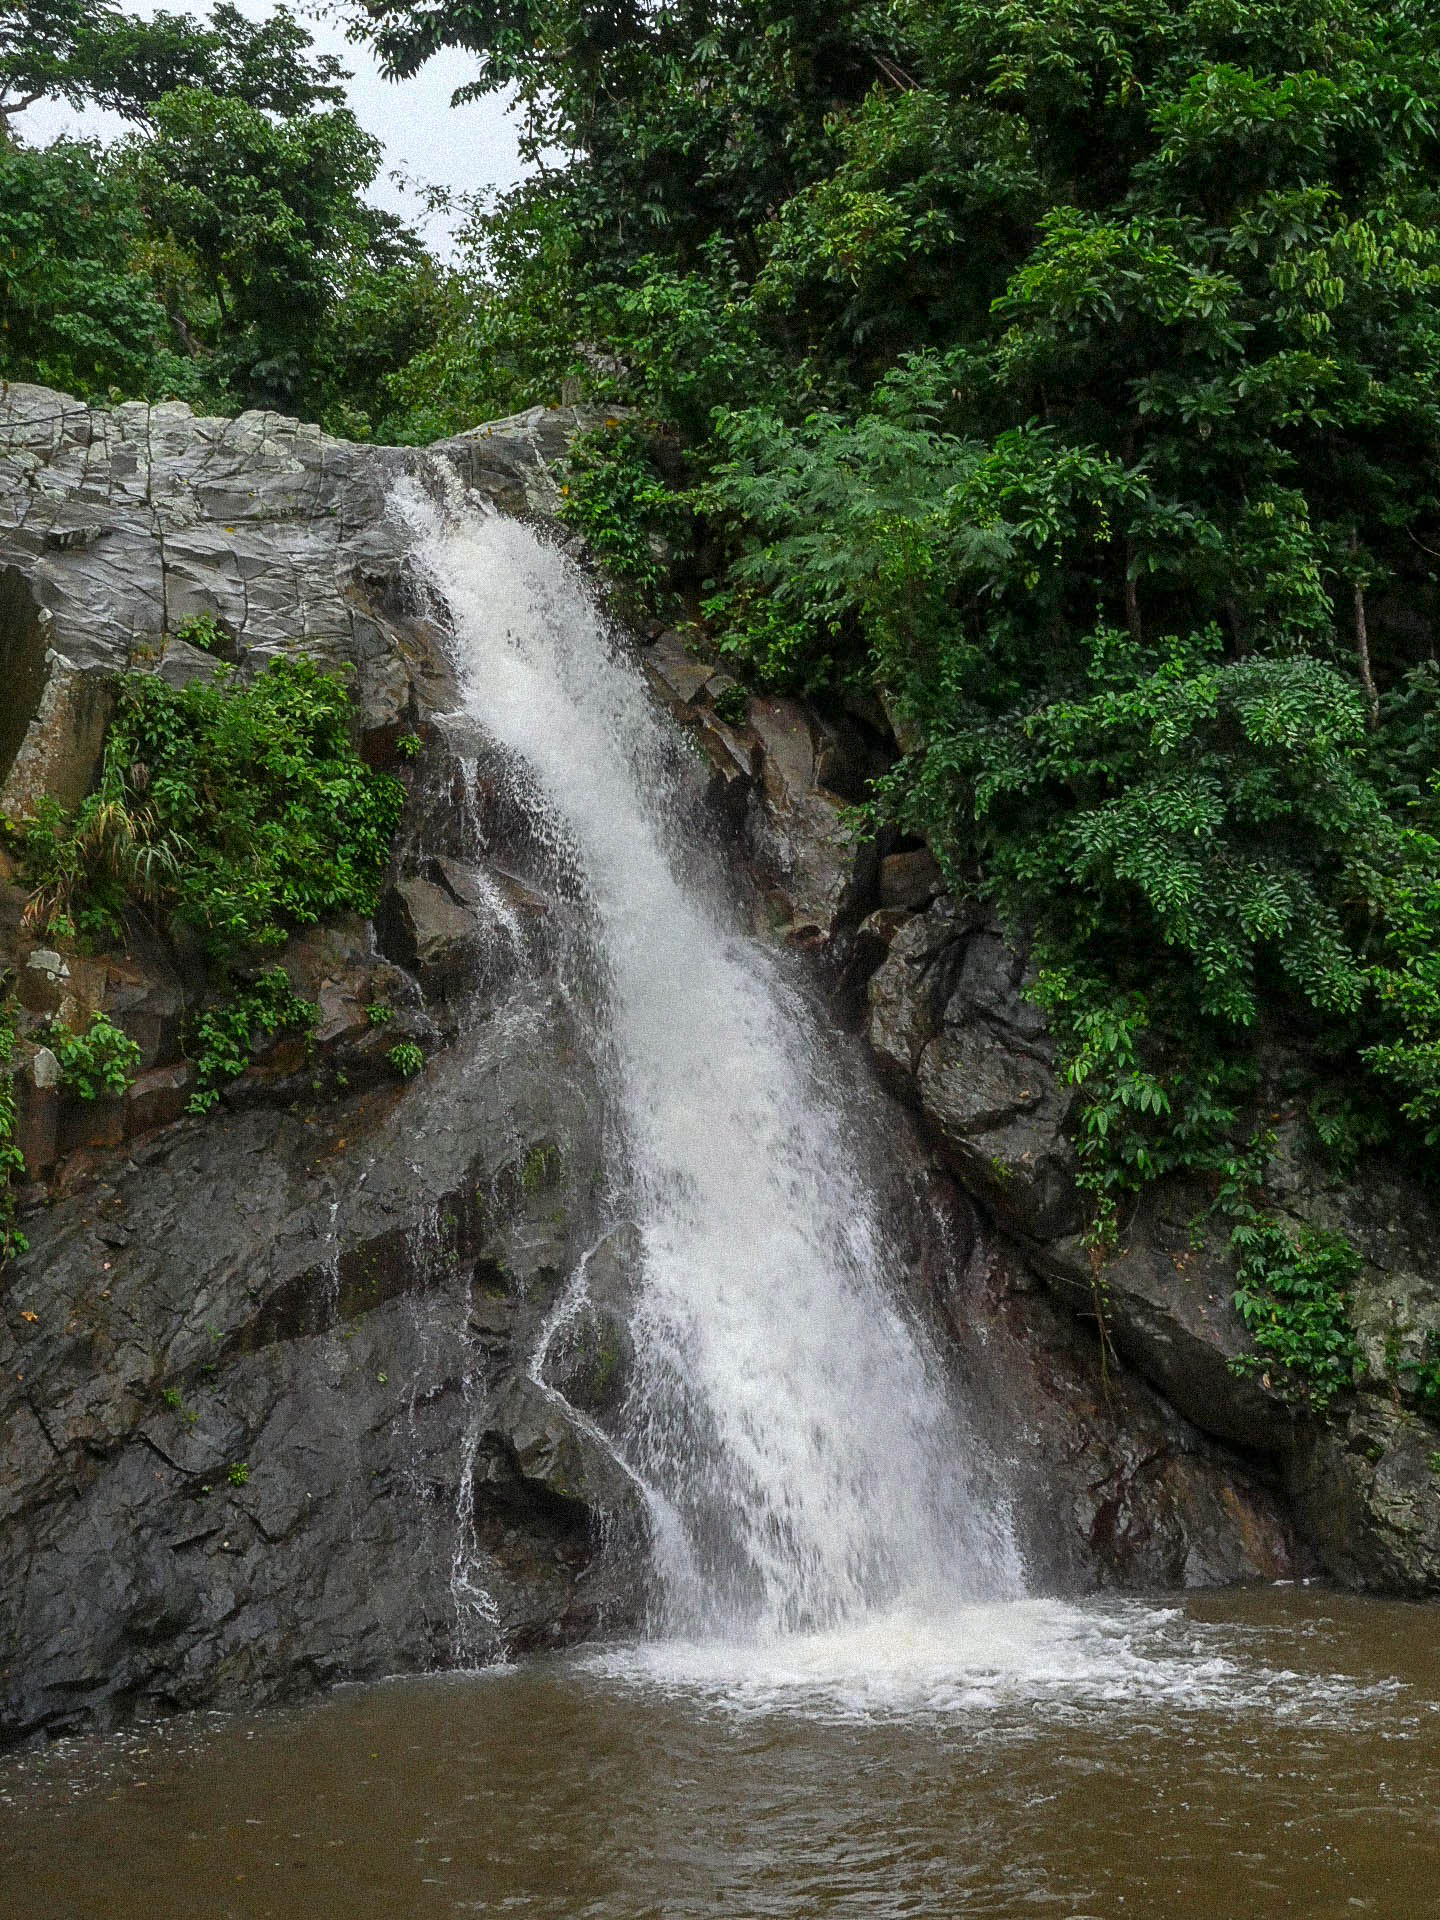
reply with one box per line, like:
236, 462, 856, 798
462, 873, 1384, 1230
1, 2, 451, 433
386, 1040, 424, 1079
175, 611, 224, 654
50, 1011, 141, 1100
558, 424, 685, 599
395, 732, 422, 760
710, 681, 749, 727
187, 966, 316, 1113
1397, 1330, 1440, 1409
20, 658, 404, 967
226, 1461, 250, 1487
1230, 1216, 1362, 1412
0, 136, 194, 401
365, 1001, 394, 1028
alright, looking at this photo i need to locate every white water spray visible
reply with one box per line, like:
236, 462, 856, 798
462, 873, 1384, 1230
402, 490, 1021, 1643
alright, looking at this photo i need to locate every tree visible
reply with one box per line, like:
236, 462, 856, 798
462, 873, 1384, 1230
0, 2, 452, 432
0, 0, 346, 136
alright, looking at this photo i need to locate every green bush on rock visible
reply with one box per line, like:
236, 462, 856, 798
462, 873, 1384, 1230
19, 657, 404, 966
4, 658, 407, 1151
50, 1012, 142, 1101
188, 967, 318, 1113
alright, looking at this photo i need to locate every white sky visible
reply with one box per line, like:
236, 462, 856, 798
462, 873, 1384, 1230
14, 0, 532, 256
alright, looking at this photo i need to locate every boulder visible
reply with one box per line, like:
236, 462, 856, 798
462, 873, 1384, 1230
483, 1374, 642, 1521
878, 848, 942, 911
744, 695, 878, 941
376, 873, 484, 995
0, 651, 114, 820
868, 906, 1081, 1240
124, 1062, 196, 1136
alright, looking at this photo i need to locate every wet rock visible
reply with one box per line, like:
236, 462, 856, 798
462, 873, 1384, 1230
1290, 1400, 1440, 1592
744, 695, 877, 942
124, 1063, 195, 1136
641, 630, 715, 712
375, 874, 483, 996
57, 1094, 125, 1154
483, 1374, 641, 1520
432, 403, 618, 518
878, 848, 942, 911
540, 1222, 641, 1419
868, 906, 1081, 1241
1035, 1198, 1295, 1456
101, 942, 185, 1070
0, 980, 641, 1744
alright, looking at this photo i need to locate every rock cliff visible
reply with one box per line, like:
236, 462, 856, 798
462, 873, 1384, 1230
0, 381, 1364, 1745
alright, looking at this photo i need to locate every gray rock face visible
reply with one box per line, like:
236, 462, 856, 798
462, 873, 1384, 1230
863, 895, 1440, 1593
0, 968, 645, 1742
868, 904, 1082, 1240
0, 384, 605, 814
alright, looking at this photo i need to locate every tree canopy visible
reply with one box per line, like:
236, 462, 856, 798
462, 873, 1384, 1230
0, 0, 446, 430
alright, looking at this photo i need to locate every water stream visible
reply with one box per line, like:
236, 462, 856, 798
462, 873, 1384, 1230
401, 491, 1020, 1645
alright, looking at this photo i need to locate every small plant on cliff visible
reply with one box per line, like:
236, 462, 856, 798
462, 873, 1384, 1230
1398, 1331, 1440, 1410
395, 732, 422, 760
50, 1012, 142, 1102
1229, 1215, 1361, 1413
174, 612, 226, 655
188, 967, 317, 1113
709, 681, 749, 729
365, 1001, 393, 1027
386, 1040, 424, 1079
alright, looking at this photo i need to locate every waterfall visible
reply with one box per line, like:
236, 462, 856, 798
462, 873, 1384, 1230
402, 489, 1022, 1643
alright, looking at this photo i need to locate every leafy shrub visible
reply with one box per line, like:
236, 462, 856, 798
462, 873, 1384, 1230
175, 612, 226, 654
1230, 1219, 1362, 1412
710, 682, 750, 727
557, 424, 686, 599
188, 967, 317, 1112
386, 1040, 424, 1079
19, 657, 404, 968
50, 1012, 142, 1101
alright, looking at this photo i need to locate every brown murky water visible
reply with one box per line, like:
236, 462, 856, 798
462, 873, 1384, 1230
1, 1588, 1437, 1919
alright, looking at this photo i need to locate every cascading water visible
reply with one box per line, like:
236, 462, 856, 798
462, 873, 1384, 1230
400, 483, 1021, 1648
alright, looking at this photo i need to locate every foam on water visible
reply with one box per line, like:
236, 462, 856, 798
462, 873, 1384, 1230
577, 1598, 1400, 1724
